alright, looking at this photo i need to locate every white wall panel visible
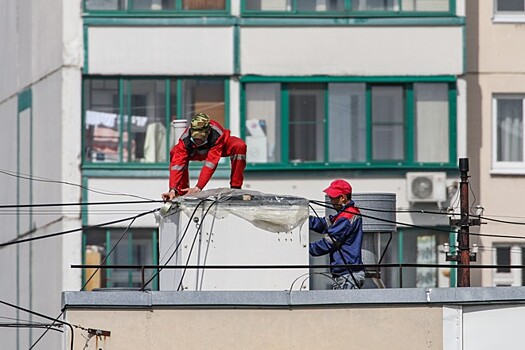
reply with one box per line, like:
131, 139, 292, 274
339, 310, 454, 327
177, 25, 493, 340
88, 27, 234, 75
0, 1, 18, 101
0, 97, 18, 240
463, 305, 525, 349
241, 27, 463, 76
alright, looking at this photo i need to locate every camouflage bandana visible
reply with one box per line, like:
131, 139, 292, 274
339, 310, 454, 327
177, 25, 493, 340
190, 113, 211, 140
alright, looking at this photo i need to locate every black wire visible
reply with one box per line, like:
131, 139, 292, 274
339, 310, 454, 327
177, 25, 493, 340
177, 200, 219, 291
0, 199, 162, 210
310, 200, 453, 234
480, 216, 525, 226
29, 210, 152, 349
0, 209, 158, 249
0, 323, 63, 332
0, 168, 155, 201
141, 199, 209, 291
82, 217, 138, 291
0, 299, 75, 350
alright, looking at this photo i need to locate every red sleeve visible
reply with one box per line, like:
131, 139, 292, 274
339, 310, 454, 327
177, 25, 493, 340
196, 132, 227, 189
169, 138, 189, 191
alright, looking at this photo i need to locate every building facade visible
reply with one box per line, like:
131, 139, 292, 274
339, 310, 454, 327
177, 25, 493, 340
0, 0, 467, 348
466, 0, 525, 287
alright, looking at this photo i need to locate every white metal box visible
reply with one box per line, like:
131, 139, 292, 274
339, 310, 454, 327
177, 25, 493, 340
158, 189, 310, 291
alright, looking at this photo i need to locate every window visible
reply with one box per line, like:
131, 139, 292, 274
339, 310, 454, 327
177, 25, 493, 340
243, 0, 451, 14
83, 77, 226, 165
492, 96, 525, 172
496, 0, 525, 12
83, 228, 159, 290
379, 228, 454, 288
494, 0, 525, 22
84, 0, 226, 12
243, 80, 454, 168
493, 245, 525, 286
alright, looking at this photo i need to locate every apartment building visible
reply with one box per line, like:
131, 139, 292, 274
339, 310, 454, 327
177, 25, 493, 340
0, 0, 466, 348
466, 0, 525, 287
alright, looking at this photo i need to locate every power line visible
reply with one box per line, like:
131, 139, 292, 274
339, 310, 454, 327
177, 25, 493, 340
0, 299, 75, 350
0, 168, 156, 201
0, 209, 158, 249
0, 199, 161, 210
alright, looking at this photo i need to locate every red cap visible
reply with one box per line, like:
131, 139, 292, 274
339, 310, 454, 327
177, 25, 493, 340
323, 179, 352, 198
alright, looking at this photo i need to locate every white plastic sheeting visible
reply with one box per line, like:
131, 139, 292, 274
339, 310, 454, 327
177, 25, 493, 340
162, 188, 309, 233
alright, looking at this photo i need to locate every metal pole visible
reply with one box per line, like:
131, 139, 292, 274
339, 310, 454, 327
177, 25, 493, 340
458, 158, 470, 287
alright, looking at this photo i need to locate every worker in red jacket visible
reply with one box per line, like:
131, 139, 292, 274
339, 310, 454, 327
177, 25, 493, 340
162, 113, 247, 201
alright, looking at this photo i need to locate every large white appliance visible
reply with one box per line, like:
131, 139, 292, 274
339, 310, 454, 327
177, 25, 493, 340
158, 189, 310, 291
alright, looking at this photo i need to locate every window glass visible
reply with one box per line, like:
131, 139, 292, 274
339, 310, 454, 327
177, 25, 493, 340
84, 79, 121, 163
496, 247, 511, 273
245, 0, 291, 11
401, 0, 449, 12
123, 80, 167, 163
353, 0, 397, 11
245, 83, 281, 163
328, 83, 366, 162
182, 79, 225, 126
372, 86, 405, 161
288, 84, 325, 163
84, 228, 158, 290
297, 0, 345, 11
182, 0, 226, 10
496, 98, 523, 162
414, 83, 449, 163
85, 0, 127, 10
497, 0, 525, 12
132, 0, 176, 10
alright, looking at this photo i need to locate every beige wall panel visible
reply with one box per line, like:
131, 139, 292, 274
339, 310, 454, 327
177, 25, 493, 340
68, 307, 443, 349
475, 1, 525, 73
241, 27, 463, 76
88, 27, 234, 75
467, 74, 525, 285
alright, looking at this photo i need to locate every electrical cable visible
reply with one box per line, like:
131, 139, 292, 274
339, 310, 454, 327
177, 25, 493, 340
82, 216, 138, 291
0, 299, 75, 350
28, 209, 152, 349
141, 199, 209, 291
177, 200, 219, 291
0, 199, 162, 210
0, 168, 155, 201
0, 209, 158, 249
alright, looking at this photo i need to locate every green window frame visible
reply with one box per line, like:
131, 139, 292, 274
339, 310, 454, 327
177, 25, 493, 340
240, 76, 457, 171
84, 0, 230, 15
82, 228, 160, 290
241, 0, 456, 17
82, 76, 229, 170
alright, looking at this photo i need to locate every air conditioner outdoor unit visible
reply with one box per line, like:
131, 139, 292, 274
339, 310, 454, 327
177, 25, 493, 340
406, 172, 447, 203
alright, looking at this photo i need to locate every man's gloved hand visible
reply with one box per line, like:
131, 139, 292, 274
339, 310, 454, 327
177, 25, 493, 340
183, 186, 202, 195
161, 189, 177, 202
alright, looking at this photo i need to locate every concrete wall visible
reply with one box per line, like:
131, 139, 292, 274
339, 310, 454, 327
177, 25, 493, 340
66, 305, 443, 349
241, 26, 463, 76
0, 0, 83, 348
87, 25, 463, 76
62, 287, 525, 350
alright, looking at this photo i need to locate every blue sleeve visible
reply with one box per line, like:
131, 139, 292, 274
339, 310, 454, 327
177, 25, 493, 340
309, 237, 333, 256
309, 218, 354, 257
309, 215, 327, 233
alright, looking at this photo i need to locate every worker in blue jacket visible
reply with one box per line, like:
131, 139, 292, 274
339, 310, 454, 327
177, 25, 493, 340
310, 179, 365, 289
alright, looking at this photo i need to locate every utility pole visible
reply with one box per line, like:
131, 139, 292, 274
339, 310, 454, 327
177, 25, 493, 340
458, 158, 471, 287
446, 158, 480, 287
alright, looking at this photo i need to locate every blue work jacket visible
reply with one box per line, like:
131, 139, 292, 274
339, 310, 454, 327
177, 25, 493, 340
309, 201, 364, 276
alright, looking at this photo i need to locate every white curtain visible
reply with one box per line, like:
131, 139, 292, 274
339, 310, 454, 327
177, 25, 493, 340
328, 83, 366, 162
245, 84, 281, 163
497, 99, 523, 162
414, 83, 449, 163
402, 0, 449, 12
